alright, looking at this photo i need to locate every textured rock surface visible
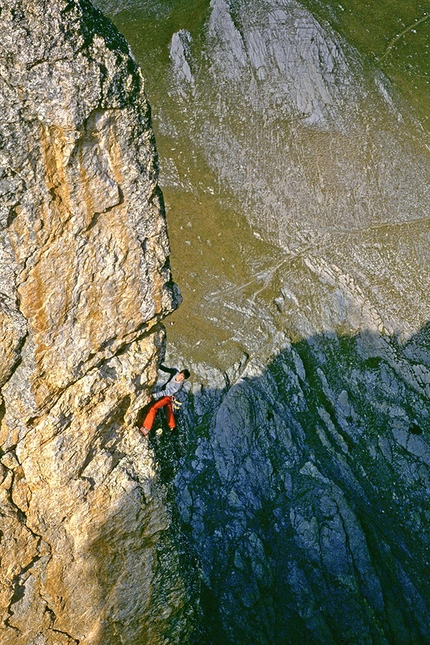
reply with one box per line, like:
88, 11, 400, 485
170, 327, 430, 644
31, 0, 430, 642
0, 1, 199, 644
159, 2, 430, 639
94, 0, 430, 642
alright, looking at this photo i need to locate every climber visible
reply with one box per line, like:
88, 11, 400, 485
140, 364, 190, 436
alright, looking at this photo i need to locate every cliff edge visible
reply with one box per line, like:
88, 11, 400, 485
0, 1, 196, 643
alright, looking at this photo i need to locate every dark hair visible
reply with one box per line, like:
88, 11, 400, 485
180, 368, 190, 379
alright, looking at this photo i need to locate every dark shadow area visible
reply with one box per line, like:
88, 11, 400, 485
82, 321, 430, 644
140, 322, 430, 644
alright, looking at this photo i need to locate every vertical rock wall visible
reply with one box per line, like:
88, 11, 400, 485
0, 2, 196, 643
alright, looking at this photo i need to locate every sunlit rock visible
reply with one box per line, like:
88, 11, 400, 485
0, 1, 198, 644
30, 0, 430, 643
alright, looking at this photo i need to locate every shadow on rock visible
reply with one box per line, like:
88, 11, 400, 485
169, 323, 430, 644
84, 421, 203, 645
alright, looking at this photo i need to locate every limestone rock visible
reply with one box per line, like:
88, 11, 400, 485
77, 0, 430, 642
0, 1, 198, 643
172, 330, 430, 644
145, 1, 430, 636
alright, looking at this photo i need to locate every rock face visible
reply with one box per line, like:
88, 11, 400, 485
156, 1, 430, 641
13, 0, 429, 643
0, 2, 198, 643
173, 327, 430, 644
95, 0, 430, 642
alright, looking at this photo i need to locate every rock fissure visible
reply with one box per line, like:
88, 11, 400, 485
42, 601, 80, 644
0, 329, 28, 392
25, 56, 76, 72
18, 321, 162, 433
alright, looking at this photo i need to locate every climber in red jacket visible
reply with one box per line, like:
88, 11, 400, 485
140, 365, 190, 436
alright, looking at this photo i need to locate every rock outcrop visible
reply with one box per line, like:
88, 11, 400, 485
0, 1, 198, 643
92, 0, 430, 642
43, 0, 430, 642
